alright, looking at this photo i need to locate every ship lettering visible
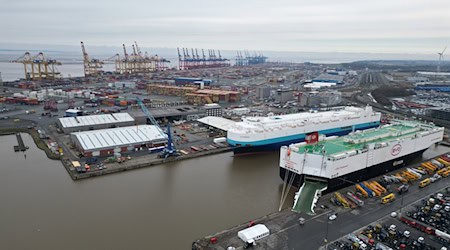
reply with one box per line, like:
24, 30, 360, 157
391, 144, 402, 156
335, 165, 348, 170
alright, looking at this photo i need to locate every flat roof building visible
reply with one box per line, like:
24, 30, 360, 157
57, 113, 135, 134
204, 103, 223, 117
70, 125, 167, 157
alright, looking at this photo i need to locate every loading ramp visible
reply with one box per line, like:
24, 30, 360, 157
292, 180, 327, 214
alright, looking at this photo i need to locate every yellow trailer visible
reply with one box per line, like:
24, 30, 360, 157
334, 192, 350, 208
364, 181, 382, 197
356, 184, 368, 198
437, 158, 450, 167
437, 167, 449, 176
371, 181, 387, 194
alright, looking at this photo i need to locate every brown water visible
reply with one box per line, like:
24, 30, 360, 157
1, 134, 448, 250
0, 134, 295, 250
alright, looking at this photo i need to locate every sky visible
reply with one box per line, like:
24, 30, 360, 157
0, 0, 449, 54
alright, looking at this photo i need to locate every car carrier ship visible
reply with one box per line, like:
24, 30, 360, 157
227, 106, 381, 155
278, 120, 444, 214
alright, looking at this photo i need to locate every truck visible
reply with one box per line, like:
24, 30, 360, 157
213, 137, 227, 144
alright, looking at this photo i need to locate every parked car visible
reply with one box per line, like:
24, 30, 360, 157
85, 157, 98, 164
328, 213, 337, 221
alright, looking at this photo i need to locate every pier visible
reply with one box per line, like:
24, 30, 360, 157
13, 133, 28, 152
63, 146, 233, 180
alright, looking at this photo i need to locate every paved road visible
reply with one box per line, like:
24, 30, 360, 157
283, 177, 450, 249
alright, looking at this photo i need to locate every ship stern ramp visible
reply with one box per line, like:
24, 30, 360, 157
292, 178, 327, 215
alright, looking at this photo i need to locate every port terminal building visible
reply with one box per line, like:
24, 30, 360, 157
57, 113, 135, 134
70, 125, 167, 157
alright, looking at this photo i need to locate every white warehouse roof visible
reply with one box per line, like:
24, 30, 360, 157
238, 224, 270, 243
59, 113, 135, 128
71, 125, 167, 151
197, 116, 236, 132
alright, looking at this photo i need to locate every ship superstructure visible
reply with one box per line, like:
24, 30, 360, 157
227, 106, 381, 155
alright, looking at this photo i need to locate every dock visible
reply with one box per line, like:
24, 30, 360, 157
13, 133, 28, 152
63, 146, 233, 180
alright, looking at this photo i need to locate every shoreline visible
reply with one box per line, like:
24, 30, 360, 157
1, 128, 234, 180
0, 128, 60, 160
62, 147, 233, 180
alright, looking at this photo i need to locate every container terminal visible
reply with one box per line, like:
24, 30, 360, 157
1, 44, 450, 249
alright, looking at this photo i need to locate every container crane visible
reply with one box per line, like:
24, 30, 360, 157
81, 41, 103, 77
12, 52, 61, 80
136, 97, 179, 159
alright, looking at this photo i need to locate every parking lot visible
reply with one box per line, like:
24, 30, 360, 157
327, 189, 449, 250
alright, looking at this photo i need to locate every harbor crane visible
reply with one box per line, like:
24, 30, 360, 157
136, 97, 179, 159
12, 52, 61, 81
81, 41, 103, 77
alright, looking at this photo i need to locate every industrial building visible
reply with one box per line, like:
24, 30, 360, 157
57, 113, 135, 134
256, 86, 271, 100
312, 73, 344, 85
416, 84, 450, 92
275, 88, 293, 103
130, 105, 205, 122
298, 91, 342, 107
70, 125, 167, 157
175, 77, 212, 86
426, 108, 450, 121
204, 103, 223, 117
64, 109, 83, 117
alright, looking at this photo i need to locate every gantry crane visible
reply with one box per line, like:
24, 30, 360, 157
12, 52, 61, 80
116, 42, 169, 74
136, 97, 179, 159
81, 41, 103, 77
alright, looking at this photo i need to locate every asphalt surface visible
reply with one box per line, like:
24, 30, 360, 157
286, 179, 450, 250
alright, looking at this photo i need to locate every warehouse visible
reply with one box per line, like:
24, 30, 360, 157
57, 113, 135, 134
70, 125, 167, 157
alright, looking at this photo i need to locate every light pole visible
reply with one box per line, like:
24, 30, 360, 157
324, 214, 331, 250
399, 192, 404, 216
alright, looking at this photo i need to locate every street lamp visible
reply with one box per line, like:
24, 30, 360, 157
399, 192, 404, 216
324, 213, 332, 250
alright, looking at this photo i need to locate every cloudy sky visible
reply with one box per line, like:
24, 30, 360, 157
1, 0, 449, 54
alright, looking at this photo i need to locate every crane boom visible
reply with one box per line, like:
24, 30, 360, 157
136, 97, 178, 158
136, 97, 165, 137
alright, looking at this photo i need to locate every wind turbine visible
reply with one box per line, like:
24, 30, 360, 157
437, 46, 447, 73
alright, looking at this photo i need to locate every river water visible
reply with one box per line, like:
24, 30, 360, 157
1, 134, 448, 249
0, 133, 293, 250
